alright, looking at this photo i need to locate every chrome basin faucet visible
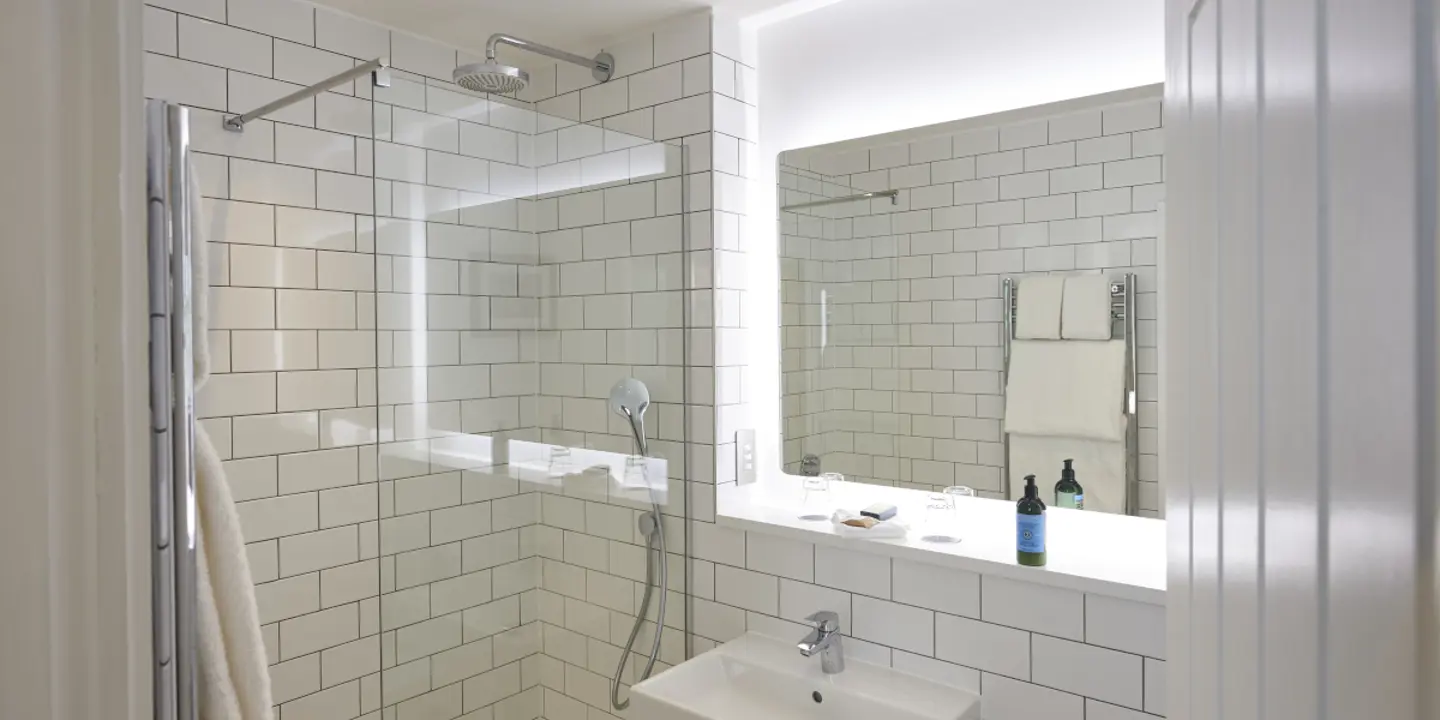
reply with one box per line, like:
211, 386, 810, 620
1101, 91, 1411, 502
797, 611, 845, 674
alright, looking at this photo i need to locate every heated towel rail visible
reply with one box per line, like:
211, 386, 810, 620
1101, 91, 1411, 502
148, 99, 198, 720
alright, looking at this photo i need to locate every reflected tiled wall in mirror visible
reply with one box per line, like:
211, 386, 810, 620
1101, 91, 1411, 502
779, 93, 1162, 516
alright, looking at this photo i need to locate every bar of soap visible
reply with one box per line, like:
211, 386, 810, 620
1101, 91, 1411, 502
841, 516, 879, 529
860, 503, 898, 521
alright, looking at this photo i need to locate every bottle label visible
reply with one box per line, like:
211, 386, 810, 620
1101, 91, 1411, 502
1017, 514, 1046, 554
1074, 493, 1084, 511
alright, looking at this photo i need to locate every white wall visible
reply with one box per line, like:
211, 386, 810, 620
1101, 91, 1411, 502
750, 0, 1165, 483
759, 0, 1164, 153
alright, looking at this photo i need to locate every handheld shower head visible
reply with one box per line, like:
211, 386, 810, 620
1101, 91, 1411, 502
609, 378, 651, 456
608, 378, 650, 420
605, 375, 668, 712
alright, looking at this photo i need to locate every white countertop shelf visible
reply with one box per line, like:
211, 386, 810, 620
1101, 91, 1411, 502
718, 479, 1166, 605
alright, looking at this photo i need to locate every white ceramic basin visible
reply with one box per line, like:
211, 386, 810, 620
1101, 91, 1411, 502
629, 632, 980, 720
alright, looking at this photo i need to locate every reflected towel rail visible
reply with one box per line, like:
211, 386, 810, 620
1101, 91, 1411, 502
1001, 274, 1140, 515
780, 190, 899, 212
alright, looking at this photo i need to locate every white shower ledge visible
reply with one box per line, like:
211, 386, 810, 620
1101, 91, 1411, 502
717, 479, 1166, 605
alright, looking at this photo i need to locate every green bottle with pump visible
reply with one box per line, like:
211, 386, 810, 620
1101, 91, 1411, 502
1016, 475, 1047, 567
1054, 459, 1084, 510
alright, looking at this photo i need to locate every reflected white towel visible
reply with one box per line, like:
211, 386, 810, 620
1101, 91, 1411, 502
190, 165, 275, 720
1005, 339, 1126, 442
1008, 434, 1127, 514
1061, 275, 1113, 340
1015, 276, 1064, 340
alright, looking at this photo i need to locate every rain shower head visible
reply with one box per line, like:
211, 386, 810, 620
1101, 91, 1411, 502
454, 61, 529, 94
454, 33, 613, 95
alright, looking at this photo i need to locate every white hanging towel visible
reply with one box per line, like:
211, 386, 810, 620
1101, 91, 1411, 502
1004, 339, 1126, 442
1061, 274, 1113, 340
189, 165, 275, 720
1007, 433, 1127, 514
1014, 276, 1064, 340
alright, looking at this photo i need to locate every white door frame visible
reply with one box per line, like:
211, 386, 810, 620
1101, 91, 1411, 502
0, 0, 151, 718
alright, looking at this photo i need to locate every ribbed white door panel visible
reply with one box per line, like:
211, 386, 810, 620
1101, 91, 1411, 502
1164, 0, 1438, 718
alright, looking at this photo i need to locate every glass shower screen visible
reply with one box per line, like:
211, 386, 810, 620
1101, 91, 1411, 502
369, 71, 692, 719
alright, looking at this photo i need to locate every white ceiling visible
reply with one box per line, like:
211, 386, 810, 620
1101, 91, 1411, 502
314, 0, 800, 55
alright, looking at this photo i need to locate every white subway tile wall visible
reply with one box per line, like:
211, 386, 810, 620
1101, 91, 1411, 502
152, 2, 505, 719
147, 2, 732, 719
687, 524, 1167, 720
151, 5, 1155, 719
515, 13, 767, 716
779, 96, 1164, 516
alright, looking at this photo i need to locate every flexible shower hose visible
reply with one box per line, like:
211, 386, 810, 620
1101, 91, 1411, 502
609, 503, 668, 711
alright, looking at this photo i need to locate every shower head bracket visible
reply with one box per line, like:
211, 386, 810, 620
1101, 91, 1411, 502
224, 57, 390, 132
591, 52, 616, 84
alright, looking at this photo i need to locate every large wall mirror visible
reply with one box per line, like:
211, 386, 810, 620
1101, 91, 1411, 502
777, 86, 1162, 517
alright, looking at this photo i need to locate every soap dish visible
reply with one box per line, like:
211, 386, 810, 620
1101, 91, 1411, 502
921, 533, 962, 544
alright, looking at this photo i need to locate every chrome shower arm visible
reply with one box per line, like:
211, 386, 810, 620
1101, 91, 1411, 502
485, 33, 614, 76
486, 33, 599, 69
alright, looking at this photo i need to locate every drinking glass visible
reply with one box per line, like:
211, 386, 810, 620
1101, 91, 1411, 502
920, 485, 974, 543
944, 485, 976, 502
798, 472, 841, 521
623, 455, 648, 489
547, 445, 573, 477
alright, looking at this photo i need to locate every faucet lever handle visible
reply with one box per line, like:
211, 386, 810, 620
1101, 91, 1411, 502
804, 610, 840, 632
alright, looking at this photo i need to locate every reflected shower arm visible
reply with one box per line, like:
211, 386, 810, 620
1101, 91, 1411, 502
485, 33, 614, 80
